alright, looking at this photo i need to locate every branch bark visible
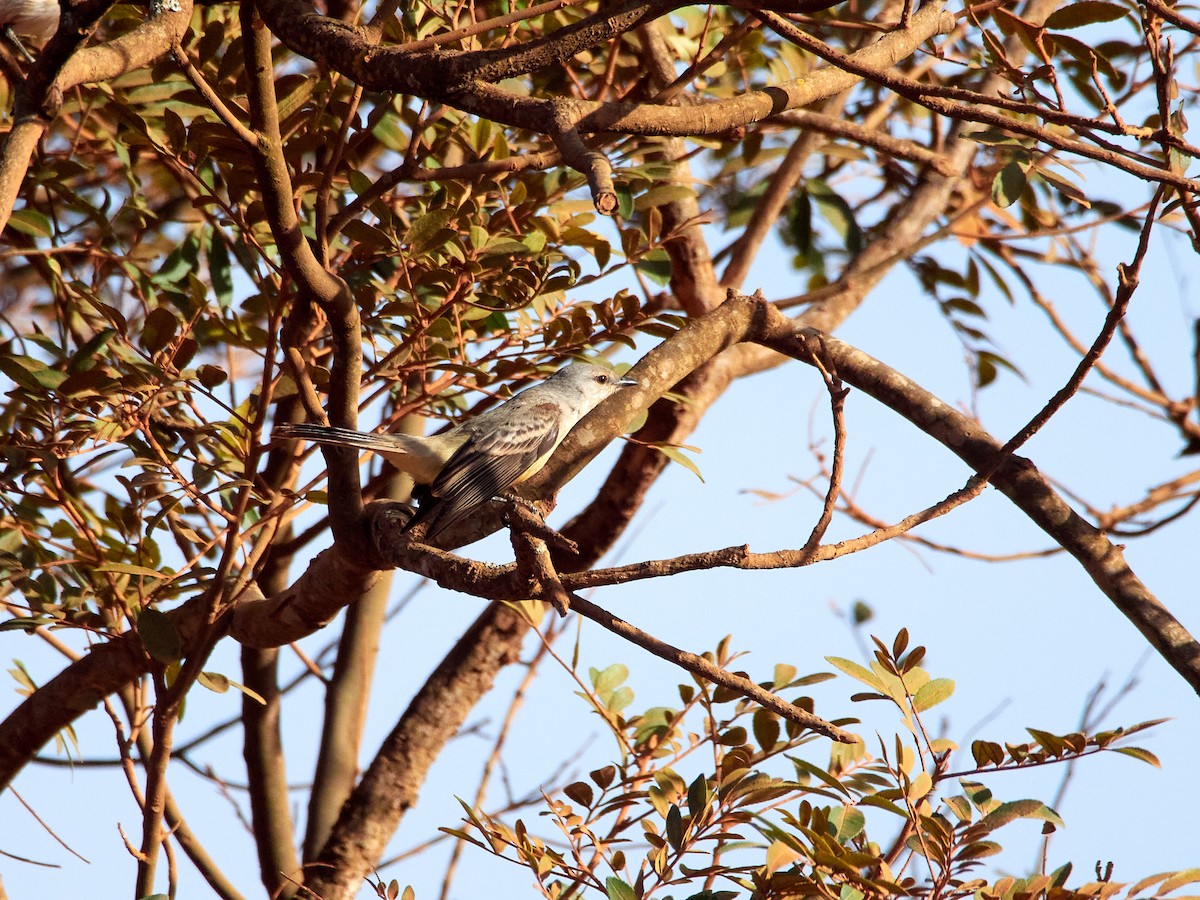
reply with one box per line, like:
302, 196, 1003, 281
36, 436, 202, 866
751, 315, 1200, 695
251, 0, 955, 139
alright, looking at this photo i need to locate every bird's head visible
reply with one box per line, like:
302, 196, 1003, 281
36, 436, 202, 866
551, 362, 638, 409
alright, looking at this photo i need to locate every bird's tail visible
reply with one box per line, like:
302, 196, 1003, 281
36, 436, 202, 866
273, 422, 418, 456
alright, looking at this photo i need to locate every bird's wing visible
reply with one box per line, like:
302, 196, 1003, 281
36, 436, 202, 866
412, 401, 563, 541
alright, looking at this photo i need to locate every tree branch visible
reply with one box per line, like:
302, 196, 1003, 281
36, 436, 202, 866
252, 0, 955, 140
568, 594, 855, 742
751, 312, 1200, 695
243, 0, 366, 553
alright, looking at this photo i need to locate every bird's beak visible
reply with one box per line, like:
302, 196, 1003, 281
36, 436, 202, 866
617, 375, 638, 388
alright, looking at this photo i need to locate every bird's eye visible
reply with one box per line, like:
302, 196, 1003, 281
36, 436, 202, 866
597, 374, 610, 384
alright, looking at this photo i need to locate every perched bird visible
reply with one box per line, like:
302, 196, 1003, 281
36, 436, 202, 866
0, 0, 60, 58
274, 362, 638, 541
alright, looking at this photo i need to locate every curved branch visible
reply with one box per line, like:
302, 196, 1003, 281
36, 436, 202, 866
0, 0, 117, 233
243, 0, 366, 552
550, 105, 617, 214
750, 315, 1200, 695
0, 599, 211, 791
305, 603, 533, 899
252, 0, 954, 139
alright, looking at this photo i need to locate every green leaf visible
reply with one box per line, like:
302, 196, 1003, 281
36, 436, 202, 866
634, 249, 672, 286
590, 663, 629, 694
790, 756, 852, 797
138, 609, 182, 664
208, 231, 234, 309
406, 209, 455, 250
563, 781, 594, 806
992, 162, 1026, 208
785, 190, 813, 253
858, 794, 907, 817
665, 804, 684, 849
808, 180, 862, 252
0, 617, 52, 633
912, 678, 955, 712
633, 184, 696, 210
687, 774, 711, 814
1036, 165, 1091, 208
773, 664, 798, 687
655, 444, 704, 482
978, 799, 1063, 832
614, 187, 635, 220
1158, 868, 1200, 894
7, 209, 53, 237
1113, 746, 1161, 767
605, 876, 637, 900
141, 307, 180, 354
521, 231, 547, 253
957, 840, 1002, 860
197, 365, 228, 389
829, 805, 865, 842
1045, 1, 1128, 29
945, 795, 974, 823
97, 562, 167, 579
960, 779, 999, 813
753, 708, 780, 751
718, 726, 747, 746
0, 355, 67, 391
826, 657, 886, 692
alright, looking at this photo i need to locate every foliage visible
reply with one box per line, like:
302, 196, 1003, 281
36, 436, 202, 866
1, 0, 1198, 895
448, 632, 1173, 900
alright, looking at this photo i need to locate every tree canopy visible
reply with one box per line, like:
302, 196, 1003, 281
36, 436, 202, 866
1, 0, 1199, 895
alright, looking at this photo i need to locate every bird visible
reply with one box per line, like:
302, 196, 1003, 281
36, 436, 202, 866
274, 362, 638, 542
0, 0, 60, 59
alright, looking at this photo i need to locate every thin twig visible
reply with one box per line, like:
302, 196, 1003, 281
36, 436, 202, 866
798, 337, 849, 559
567, 594, 855, 743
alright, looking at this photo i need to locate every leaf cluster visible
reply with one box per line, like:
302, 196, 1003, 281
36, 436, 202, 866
446, 632, 1171, 900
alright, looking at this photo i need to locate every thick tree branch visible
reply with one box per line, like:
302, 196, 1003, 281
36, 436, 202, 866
305, 469, 416, 863
252, 0, 955, 139
635, 20, 723, 315
243, 0, 366, 555
242, 645, 302, 896
750, 314, 1200, 695
305, 603, 532, 899
0, 0, 194, 233
231, 547, 381, 647
0, 600, 211, 790
0, 0, 114, 232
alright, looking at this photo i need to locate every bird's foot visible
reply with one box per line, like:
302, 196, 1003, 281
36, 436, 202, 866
2, 26, 36, 64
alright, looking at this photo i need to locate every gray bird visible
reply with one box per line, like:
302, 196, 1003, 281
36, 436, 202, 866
274, 362, 638, 541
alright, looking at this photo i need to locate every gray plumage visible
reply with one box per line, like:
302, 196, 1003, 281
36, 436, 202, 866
274, 363, 637, 541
